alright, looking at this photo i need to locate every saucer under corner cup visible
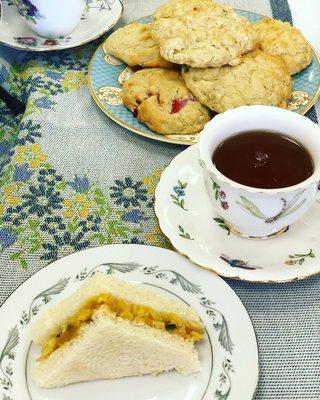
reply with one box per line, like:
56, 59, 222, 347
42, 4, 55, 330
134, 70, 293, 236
154, 145, 320, 283
0, 0, 123, 51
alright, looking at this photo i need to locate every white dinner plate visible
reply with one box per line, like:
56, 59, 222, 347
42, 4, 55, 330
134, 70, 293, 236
0, 244, 258, 400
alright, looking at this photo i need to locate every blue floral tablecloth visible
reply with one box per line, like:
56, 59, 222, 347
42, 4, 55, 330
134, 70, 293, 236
0, 1, 319, 399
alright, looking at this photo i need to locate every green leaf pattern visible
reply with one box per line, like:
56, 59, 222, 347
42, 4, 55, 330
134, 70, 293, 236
178, 225, 194, 240
200, 298, 234, 354
20, 278, 69, 326
0, 327, 18, 392
1, 278, 69, 397
213, 217, 230, 235
285, 249, 315, 266
236, 190, 306, 224
143, 266, 202, 294
75, 262, 141, 281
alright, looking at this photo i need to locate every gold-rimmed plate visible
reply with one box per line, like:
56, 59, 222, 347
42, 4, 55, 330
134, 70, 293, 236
88, 12, 320, 146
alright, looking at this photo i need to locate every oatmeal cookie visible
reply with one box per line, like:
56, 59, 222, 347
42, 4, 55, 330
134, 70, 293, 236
121, 68, 211, 134
103, 22, 172, 68
151, 0, 257, 68
253, 18, 312, 75
182, 50, 292, 113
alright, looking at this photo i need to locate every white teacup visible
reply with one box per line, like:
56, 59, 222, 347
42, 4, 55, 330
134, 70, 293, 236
198, 106, 320, 238
13, 0, 86, 38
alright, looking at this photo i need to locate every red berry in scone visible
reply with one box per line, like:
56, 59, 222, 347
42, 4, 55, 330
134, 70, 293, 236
121, 68, 210, 135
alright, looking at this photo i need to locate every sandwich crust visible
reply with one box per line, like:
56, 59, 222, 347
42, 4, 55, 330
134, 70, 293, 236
32, 308, 200, 388
39, 293, 203, 360
103, 22, 173, 68
32, 273, 202, 345
151, 0, 257, 68
253, 18, 312, 75
182, 50, 292, 113
121, 68, 211, 135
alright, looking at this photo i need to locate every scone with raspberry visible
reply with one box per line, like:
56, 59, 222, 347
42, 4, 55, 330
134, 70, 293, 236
121, 68, 211, 134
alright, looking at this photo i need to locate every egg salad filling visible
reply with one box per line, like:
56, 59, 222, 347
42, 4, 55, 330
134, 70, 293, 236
40, 293, 204, 359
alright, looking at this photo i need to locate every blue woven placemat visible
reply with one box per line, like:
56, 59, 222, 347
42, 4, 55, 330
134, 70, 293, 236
0, 0, 319, 398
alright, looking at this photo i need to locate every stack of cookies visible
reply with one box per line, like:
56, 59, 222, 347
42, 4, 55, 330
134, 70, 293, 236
104, 0, 312, 135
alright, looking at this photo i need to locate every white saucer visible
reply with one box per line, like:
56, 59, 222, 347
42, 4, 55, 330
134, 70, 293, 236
0, 0, 123, 51
0, 245, 258, 400
155, 145, 320, 283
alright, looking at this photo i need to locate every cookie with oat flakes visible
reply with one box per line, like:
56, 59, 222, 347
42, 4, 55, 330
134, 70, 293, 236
182, 50, 292, 113
103, 22, 173, 68
253, 18, 312, 75
121, 68, 211, 135
151, 0, 257, 68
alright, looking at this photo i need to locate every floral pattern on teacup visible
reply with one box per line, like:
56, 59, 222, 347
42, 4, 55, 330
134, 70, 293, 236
13, 0, 45, 24
212, 179, 229, 210
236, 190, 306, 224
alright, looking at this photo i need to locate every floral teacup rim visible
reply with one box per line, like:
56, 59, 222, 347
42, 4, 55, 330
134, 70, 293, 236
198, 105, 320, 194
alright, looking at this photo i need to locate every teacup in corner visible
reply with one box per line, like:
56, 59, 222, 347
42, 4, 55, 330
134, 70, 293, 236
198, 106, 320, 238
13, 0, 86, 38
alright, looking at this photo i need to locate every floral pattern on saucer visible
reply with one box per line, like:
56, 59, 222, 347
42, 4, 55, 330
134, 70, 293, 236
285, 249, 315, 266
14, 36, 71, 47
155, 145, 320, 283
171, 180, 188, 210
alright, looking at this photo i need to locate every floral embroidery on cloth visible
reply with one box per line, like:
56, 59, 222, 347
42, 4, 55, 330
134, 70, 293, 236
0, 44, 169, 268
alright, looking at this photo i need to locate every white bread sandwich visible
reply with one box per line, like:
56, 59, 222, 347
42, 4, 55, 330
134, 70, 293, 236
31, 272, 204, 388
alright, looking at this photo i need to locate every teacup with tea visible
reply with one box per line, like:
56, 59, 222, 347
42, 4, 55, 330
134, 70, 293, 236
198, 106, 320, 238
13, 0, 86, 38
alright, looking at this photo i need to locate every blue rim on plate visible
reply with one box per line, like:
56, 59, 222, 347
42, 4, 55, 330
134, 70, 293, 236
88, 11, 320, 146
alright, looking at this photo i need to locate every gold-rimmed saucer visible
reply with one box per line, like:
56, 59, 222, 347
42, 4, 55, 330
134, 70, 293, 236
154, 145, 320, 283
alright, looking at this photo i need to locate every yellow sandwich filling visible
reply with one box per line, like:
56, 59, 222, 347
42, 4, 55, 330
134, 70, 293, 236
40, 293, 204, 359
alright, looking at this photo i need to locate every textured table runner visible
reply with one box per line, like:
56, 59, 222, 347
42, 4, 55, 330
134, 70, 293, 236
0, 0, 319, 399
